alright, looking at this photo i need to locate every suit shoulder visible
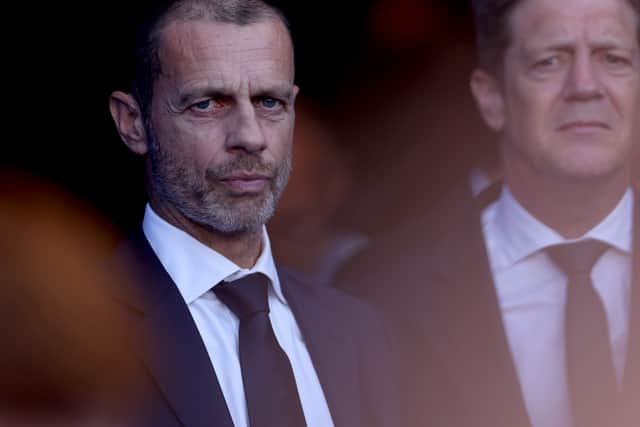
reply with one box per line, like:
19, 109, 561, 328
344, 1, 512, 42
333, 182, 485, 302
103, 230, 174, 313
281, 267, 385, 323
319, 283, 383, 317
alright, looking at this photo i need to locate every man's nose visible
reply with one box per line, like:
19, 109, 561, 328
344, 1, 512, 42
225, 102, 267, 153
564, 54, 603, 101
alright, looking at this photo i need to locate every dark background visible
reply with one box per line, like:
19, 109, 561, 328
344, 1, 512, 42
5, 0, 494, 235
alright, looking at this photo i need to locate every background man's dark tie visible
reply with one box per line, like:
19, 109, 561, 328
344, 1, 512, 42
547, 239, 619, 427
214, 273, 307, 427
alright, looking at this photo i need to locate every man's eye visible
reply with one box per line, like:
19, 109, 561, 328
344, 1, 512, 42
599, 52, 635, 73
604, 53, 629, 65
193, 100, 212, 110
536, 57, 558, 68
259, 98, 282, 109
190, 98, 228, 113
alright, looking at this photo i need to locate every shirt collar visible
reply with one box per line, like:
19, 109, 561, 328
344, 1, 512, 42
490, 185, 633, 267
142, 204, 285, 305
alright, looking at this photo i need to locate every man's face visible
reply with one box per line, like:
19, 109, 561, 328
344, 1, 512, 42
484, 0, 640, 181
147, 19, 298, 234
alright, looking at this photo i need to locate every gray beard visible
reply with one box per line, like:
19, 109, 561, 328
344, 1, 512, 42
146, 126, 291, 235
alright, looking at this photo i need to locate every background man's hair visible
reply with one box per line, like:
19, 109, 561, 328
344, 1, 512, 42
131, 0, 291, 126
471, 0, 640, 76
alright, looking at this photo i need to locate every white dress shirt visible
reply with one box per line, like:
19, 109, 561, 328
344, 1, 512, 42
142, 205, 334, 427
481, 186, 633, 427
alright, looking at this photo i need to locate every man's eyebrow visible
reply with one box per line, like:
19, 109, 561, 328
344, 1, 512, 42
177, 82, 230, 105
251, 83, 295, 99
589, 40, 636, 51
536, 43, 575, 53
176, 82, 295, 105
524, 41, 635, 58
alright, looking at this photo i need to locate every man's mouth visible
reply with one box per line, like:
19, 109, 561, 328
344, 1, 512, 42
220, 173, 270, 193
557, 121, 610, 133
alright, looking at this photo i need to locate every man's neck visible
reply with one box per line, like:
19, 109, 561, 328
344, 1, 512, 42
149, 202, 264, 269
199, 228, 264, 270
505, 169, 630, 239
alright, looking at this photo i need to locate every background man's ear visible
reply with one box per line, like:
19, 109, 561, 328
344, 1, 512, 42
109, 92, 150, 155
470, 69, 505, 132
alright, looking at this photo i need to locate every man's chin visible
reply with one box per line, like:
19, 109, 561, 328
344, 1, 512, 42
193, 202, 274, 235
550, 159, 628, 182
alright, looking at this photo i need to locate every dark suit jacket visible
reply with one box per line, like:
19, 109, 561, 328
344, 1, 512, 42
335, 183, 640, 427
106, 229, 402, 427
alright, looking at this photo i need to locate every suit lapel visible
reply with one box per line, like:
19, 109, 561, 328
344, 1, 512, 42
114, 231, 234, 427
417, 187, 531, 427
280, 269, 361, 427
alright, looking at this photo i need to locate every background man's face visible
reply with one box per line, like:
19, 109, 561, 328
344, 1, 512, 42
147, 19, 298, 234
498, 0, 640, 181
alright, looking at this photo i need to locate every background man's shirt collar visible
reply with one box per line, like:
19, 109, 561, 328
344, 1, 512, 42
485, 185, 633, 270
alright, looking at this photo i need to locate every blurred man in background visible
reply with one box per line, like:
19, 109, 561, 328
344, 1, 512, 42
337, 0, 640, 426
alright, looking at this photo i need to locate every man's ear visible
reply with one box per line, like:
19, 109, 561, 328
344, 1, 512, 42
292, 85, 300, 104
109, 91, 149, 155
470, 68, 505, 132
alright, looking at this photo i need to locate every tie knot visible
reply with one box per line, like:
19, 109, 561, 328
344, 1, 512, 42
214, 273, 270, 319
546, 239, 608, 278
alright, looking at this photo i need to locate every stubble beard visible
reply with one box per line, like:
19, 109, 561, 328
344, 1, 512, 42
147, 128, 291, 235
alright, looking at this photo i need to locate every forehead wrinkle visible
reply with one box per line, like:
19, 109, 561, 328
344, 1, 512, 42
156, 24, 210, 81
516, 4, 637, 52
175, 18, 292, 54
156, 19, 295, 105
171, 36, 293, 82
586, 18, 639, 48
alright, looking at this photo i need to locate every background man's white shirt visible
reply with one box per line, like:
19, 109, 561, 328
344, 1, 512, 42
482, 186, 632, 427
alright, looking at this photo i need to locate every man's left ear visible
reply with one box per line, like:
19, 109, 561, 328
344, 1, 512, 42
109, 91, 149, 155
470, 69, 505, 132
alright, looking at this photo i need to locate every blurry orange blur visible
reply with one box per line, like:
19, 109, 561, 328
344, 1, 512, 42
0, 170, 133, 425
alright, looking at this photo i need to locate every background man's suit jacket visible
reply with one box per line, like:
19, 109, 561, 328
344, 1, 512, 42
336, 184, 640, 427
106, 230, 402, 427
